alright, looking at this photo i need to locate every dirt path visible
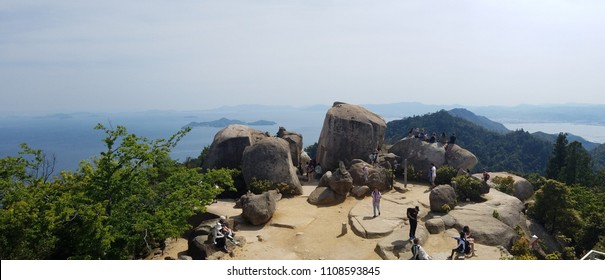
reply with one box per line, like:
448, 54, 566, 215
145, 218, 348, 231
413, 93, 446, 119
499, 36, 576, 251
157, 179, 504, 260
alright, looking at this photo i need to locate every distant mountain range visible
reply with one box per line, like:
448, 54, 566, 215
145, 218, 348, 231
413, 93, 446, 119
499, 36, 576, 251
385, 109, 605, 174
182, 117, 276, 129
446, 108, 600, 151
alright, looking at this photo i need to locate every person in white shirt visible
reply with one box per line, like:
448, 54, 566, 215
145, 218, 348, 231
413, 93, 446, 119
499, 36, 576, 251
371, 188, 381, 218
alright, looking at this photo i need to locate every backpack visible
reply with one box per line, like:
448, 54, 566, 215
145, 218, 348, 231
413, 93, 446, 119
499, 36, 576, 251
463, 239, 471, 255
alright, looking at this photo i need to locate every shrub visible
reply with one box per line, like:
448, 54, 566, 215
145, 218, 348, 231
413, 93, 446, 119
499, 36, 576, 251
405, 164, 426, 182
452, 175, 485, 202
546, 252, 562, 260
435, 165, 458, 185
248, 178, 297, 196
510, 237, 537, 260
441, 204, 451, 213
492, 175, 515, 195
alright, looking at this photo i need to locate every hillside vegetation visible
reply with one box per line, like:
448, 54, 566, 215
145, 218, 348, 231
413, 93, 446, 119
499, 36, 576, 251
385, 110, 551, 174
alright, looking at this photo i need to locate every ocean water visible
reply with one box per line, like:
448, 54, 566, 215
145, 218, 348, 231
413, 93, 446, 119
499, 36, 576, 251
4, 112, 603, 177
0, 114, 322, 175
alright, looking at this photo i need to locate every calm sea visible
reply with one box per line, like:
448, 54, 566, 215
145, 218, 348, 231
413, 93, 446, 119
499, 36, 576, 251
0, 113, 322, 175
3, 113, 603, 177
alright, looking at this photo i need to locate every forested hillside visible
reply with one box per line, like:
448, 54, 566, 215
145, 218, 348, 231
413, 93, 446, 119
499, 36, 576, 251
591, 144, 605, 171
385, 110, 552, 174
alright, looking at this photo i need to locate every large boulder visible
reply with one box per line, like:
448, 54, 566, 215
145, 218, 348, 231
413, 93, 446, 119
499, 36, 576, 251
202, 124, 268, 169
443, 189, 525, 249
490, 172, 535, 201
307, 186, 346, 206
316, 102, 386, 171
326, 161, 354, 196
240, 190, 282, 225
388, 138, 478, 175
446, 144, 479, 172
348, 160, 390, 191
242, 137, 302, 195
276, 127, 303, 168
429, 184, 457, 212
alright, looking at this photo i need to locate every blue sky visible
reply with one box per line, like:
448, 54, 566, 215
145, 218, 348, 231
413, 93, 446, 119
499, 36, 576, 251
2, 0, 605, 113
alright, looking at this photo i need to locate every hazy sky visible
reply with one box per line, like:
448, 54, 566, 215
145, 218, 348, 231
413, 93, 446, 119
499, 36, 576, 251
2, 0, 605, 113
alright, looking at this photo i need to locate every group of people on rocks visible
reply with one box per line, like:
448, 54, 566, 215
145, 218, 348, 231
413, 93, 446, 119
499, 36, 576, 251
407, 128, 456, 146
371, 187, 478, 260
409, 218, 478, 260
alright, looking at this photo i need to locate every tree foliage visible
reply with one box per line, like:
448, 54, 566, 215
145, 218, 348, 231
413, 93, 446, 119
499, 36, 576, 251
0, 124, 230, 259
385, 110, 551, 174
451, 175, 486, 202
304, 142, 318, 159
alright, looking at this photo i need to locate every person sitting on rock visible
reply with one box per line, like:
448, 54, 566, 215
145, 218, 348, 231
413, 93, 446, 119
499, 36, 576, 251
463, 225, 476, 257
448, 232, 467, 260
212, 219, 227, 252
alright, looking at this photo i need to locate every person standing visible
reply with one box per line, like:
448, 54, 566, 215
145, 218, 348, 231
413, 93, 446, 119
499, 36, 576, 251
371, 188, 381, 218
482, 168, 490, 182
306, 162, 313, 181
429, 163, 437, 188
315, 163, 323, 180
407, 206, 419, 240
363, 164, 369, 183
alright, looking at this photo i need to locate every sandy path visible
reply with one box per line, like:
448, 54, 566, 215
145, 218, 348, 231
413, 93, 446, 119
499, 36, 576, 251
157, 179, 504, 260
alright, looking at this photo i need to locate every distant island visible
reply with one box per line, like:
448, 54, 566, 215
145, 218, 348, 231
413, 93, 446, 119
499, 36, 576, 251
182, 117, 277, 129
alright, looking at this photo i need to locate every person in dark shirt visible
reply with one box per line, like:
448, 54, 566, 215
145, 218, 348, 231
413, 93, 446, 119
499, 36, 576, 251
407, 206, 419, 240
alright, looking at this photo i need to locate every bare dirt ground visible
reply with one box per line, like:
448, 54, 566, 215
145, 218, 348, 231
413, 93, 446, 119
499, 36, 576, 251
157, 179, 504, 260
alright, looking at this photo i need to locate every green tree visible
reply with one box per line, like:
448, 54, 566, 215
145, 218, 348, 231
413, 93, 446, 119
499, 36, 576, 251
546, 133, 568, 180
0, 145, 60, 259
0, 125, 229, 259
560, 141, 594, 186
304, 142, 318, 159
527, 179, 582, 238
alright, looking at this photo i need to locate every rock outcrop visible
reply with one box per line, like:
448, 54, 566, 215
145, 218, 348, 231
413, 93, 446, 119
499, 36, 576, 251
348, 160, 390, 191
276, 127, 304, 168
307, 186, 346, 206
202, 124, 268, 169
316, 102, 386, 171
242, 137, 302, 195
429, 184, 457, 212
348, 191, 420, 239
308, 162, 354, 205
432, 189, 525, 249
240, 190, 282, 225
388, 138, 478, 174
488, 172, 535, 201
